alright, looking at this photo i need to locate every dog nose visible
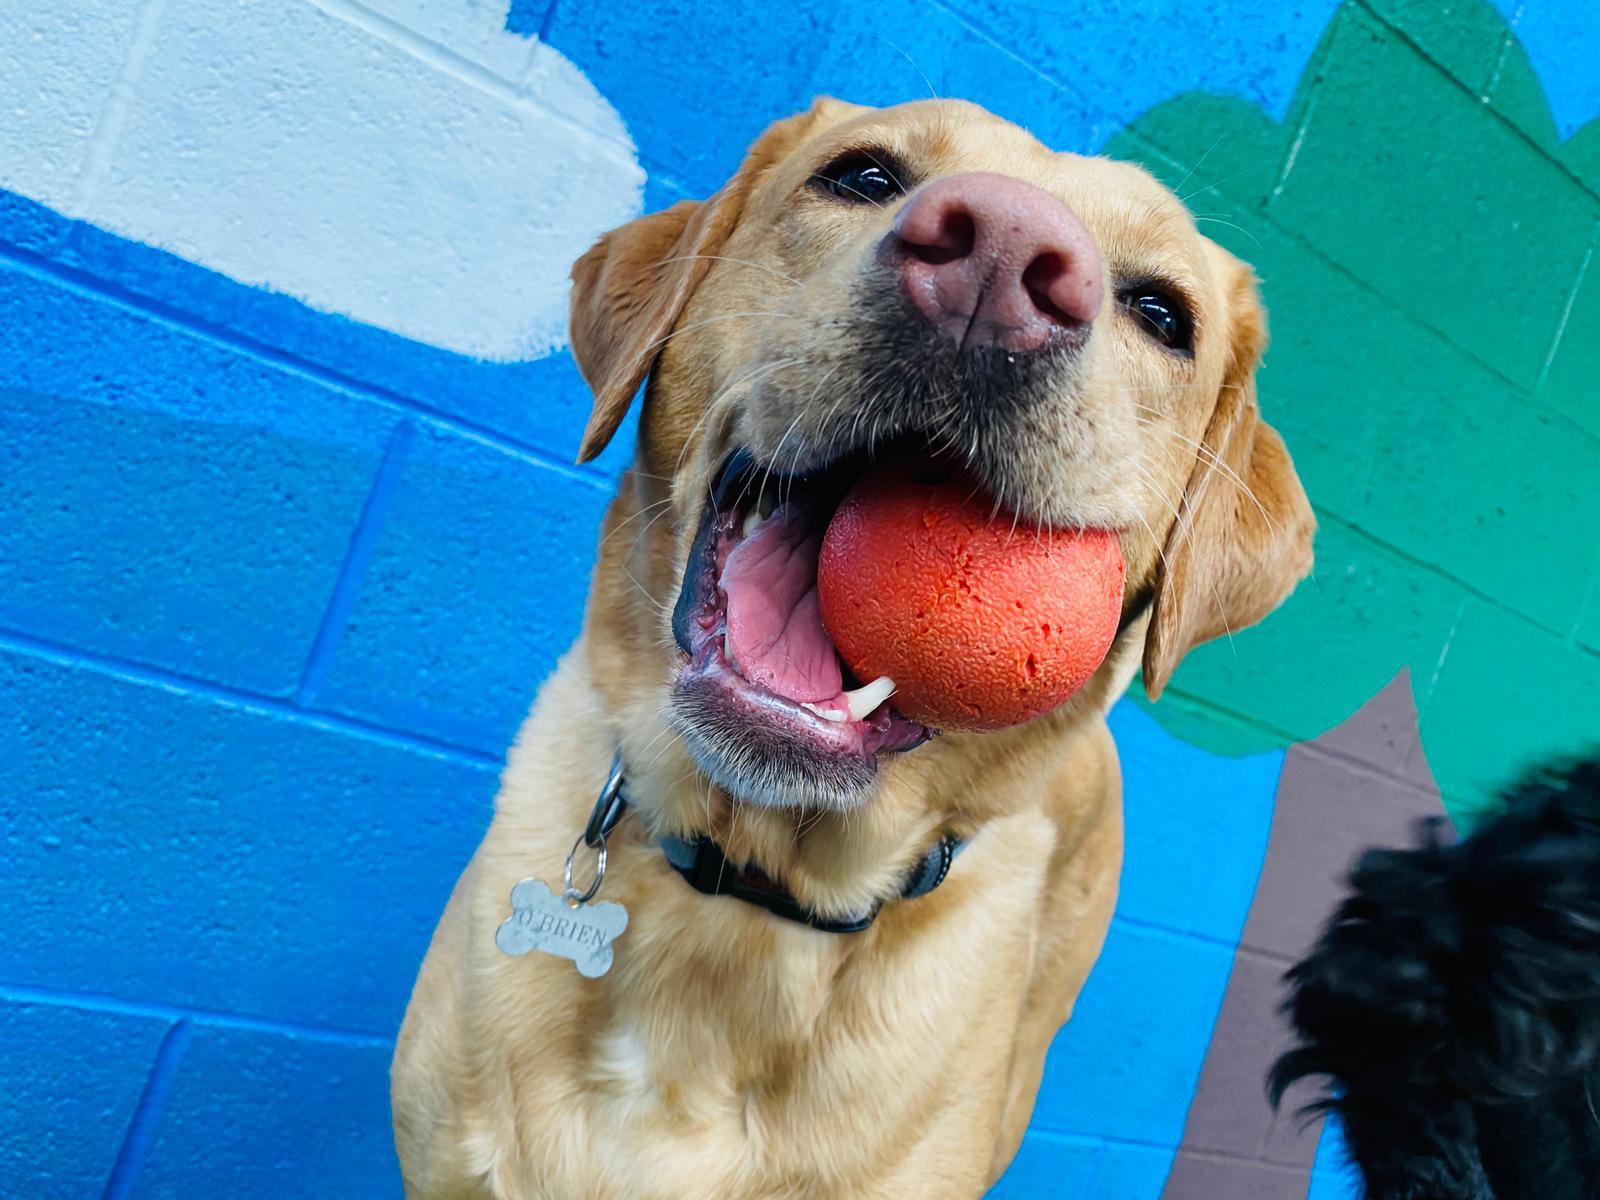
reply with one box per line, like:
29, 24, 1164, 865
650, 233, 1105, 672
886, 172, 1103, 353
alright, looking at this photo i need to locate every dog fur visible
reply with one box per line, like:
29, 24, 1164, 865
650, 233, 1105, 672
392, 97, 1314, 1200
1272, 756, 1600, 1199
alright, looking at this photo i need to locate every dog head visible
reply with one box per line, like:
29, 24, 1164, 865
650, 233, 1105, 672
1274, 756, 1600, 1107
569, 98, 1313, 836
1270, 757, 1600, 1199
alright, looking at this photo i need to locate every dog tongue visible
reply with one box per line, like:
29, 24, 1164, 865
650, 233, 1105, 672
721, 505, 843, 704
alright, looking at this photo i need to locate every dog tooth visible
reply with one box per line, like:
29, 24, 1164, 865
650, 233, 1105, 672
742, 507, 765, 537
801, 701, 849, 723
843, 676, 896, 722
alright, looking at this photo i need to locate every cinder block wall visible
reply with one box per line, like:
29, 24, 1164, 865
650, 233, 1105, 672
1, 2, 1594, 1198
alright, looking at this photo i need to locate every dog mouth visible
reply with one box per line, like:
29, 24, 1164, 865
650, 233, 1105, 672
668, 450, 933, 810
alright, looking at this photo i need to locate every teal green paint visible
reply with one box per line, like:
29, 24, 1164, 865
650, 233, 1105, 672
1109, 0, 1600, 819
1272, 8, 1594, 389
1539, 239, 1600, 441
1421, 601, 1600, 819
1365, 0, 1507, 94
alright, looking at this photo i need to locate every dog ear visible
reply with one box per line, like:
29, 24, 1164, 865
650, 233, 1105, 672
568, 198, 724, 463
567, 101, 838, 463
1141, 264, 1315, 700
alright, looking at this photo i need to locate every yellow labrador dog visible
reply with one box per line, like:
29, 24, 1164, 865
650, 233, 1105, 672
392, 97, 1314, 1200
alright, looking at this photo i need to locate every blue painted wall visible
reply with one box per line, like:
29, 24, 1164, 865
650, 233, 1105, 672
3, 1, 1595, 1197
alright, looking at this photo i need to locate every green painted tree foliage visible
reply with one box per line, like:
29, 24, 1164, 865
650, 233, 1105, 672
1109, 0, 1600, 818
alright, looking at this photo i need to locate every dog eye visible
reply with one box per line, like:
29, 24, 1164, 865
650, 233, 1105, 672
813, 153, 905, 205
1122, 289, 1193, 352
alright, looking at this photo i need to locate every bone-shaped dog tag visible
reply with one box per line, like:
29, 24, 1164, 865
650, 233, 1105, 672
495, 879, 628, 978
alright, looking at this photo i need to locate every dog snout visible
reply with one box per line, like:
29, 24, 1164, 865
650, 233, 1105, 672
884, 172, 1103, 353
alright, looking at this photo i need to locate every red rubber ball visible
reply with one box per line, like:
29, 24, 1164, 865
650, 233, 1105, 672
817, 462, 1126, 731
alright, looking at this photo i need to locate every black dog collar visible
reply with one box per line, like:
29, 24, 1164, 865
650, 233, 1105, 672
584, 755, 962, 934
659, 830, 961, 934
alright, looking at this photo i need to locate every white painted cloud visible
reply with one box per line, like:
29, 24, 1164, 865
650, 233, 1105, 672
0, 0, 644, 361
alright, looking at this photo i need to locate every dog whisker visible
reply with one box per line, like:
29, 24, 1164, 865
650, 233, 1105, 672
1172, 131, 1228, 204
678, 356, 805, 486
778, 363, 844, 502
618, 559, 673, 616
625, 310, 788, 379
1128, 400, 1280, 538
598, 496, 674, 551
627, 500, 682, 560
761, 408, 811, 509
1193, 215, 1262, 248
652, 254, 803, 287
1178, 163, 1257, 204
871, 32, 940, 100
641, 729, 688, 774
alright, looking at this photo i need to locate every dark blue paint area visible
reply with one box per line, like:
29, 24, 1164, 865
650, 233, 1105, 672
988, 1131, 1105, 1197
934, 0, 1343, 136
988, 1132, 1175, 1199
1308, 1117, 1361, 1199
1084, 1142, 1184, 1198
812, 0, 1104, 152
985, 701, 1285, 1196
0, 189, 634, 751
1110, 702, 1282, 943
531, 0, 1600, 195
128, 1024, 400, 1200
1032, 921, 1234, 1148
0, 190, 631, 479
504, 0, 550, 39
0, 1000, 171, 1197
0, 649, 496, 1033
0, 186, 70, 255
0, 287, 389, 697
313, 422, 613, 754
534, 0, 1355, 189
540, 0, 846, 190
1504, 0, 1600, 136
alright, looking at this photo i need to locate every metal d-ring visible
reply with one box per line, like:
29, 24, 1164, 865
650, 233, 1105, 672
561, 753, 629, 905
583, 755, 628, 849
562, 830, 607, 905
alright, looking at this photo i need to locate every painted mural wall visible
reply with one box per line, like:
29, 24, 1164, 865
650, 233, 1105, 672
1, 2, 1595, 1198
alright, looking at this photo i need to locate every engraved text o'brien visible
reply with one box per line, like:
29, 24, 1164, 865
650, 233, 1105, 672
515, 906, 615, 950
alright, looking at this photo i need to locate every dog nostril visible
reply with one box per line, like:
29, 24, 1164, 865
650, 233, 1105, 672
905, 208, 975, 266
1021, 251, 1081, 327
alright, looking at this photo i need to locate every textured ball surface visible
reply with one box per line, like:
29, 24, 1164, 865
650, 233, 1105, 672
817, 462, 1126, 731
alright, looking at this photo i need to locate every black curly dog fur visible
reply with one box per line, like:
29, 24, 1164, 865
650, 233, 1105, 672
1270, 756, 1600, 1199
